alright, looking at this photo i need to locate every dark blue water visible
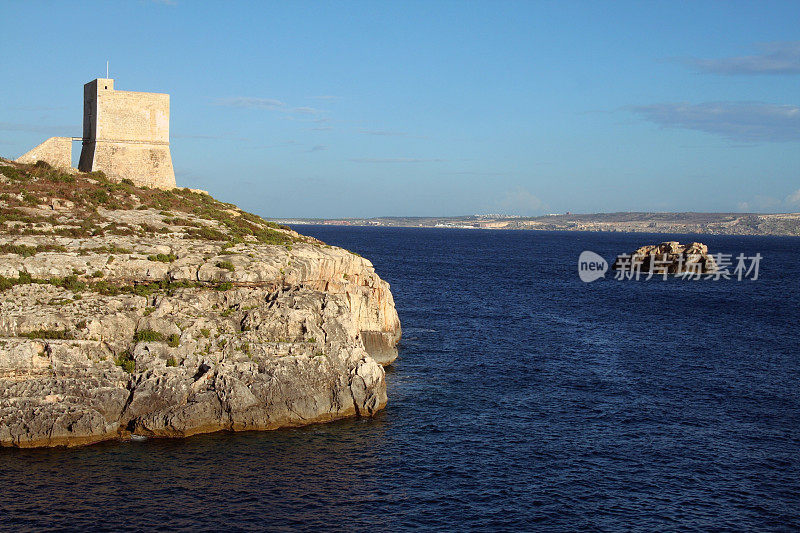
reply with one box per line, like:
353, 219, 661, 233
2, 227, 799, 531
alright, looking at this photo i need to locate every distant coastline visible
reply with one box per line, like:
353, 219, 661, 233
275, 212, 800, 237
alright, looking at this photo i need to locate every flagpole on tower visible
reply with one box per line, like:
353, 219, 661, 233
106, 61, 109, 79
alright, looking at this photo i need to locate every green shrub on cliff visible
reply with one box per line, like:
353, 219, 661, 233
148, 253, 177, 263
86, 189, 109, 205
59, 275, 86, 292
166, 334, 180, 347
114, 351, 135, 373
21, 191, 39, 206
216, 260, 235, 271
20, 329, 72, 340
0, 244, 38, 257
0, 271, 34, 291
134, 329, 164, 343
186, 227, 228, 241
0, 166, 29, 181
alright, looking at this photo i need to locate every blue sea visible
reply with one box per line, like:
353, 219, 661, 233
2, 227, 799, 531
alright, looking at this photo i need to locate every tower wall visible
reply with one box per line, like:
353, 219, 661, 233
79, 78, 176, 189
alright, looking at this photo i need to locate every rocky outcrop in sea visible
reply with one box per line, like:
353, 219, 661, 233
611, 241, 718, 274
0, 160, 401, 447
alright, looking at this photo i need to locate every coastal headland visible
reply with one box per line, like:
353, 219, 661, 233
0, 159, 401, 447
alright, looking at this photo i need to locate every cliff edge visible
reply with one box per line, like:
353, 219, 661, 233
0, 159, 401, 447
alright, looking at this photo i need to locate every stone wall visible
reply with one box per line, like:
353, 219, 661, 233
15, 137, 73, 168
79, 78, 176, 189
84, 141, 174, 189
97, 89, 169, 144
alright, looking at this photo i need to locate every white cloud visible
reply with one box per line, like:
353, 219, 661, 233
684, 41, 800, 75
214, 97, 285, 110
494, 188, 544, 215
443, 170, 511, 176
786, 189, 800, 207
172, 133, 249, 141
359, 130, 409, 136
0, 121, 77, 135
629, 101, 800, 142
214, 98, 326, 121
739, 191, 800, 212
746, 195, 780, 211
349, 157, 447, 163
291, 106, 321, 115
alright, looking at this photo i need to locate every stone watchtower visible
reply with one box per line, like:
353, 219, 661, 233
78, 78, 175, 188
17, 78, 176, 189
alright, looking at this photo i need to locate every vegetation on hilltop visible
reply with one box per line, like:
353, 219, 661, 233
0, 158, 303, 246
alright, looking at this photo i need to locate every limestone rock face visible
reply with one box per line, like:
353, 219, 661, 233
612, 241, 718, 274
0, 238, 400, 447
0, 165, 401, 447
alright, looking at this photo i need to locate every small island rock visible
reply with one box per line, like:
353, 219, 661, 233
611, 241, 718, 274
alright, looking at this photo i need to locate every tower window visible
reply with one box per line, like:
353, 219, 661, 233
104, 86, 108, 89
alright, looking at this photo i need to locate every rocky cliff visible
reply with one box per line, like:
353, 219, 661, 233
0, 159, 401, 447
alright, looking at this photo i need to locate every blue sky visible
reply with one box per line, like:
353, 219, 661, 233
1, 1, 798, 217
